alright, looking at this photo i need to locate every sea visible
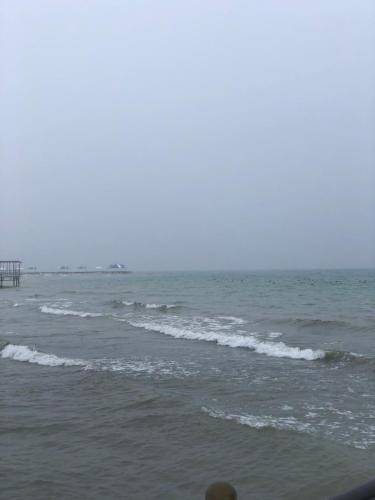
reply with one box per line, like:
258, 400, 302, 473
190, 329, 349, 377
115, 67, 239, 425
1, 269, 375, 499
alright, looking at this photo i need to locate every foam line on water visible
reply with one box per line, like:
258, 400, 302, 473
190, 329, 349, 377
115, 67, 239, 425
127, 320, 325, 360
202, 407, 313, 433
40, 305, 103, 318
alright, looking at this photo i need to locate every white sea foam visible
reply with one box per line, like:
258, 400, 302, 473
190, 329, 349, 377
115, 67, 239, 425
202, 407, 312, 433
102, 359, 194, 376
40, 305, 103, 318
1, 344, 87, 367
128, 320, 325, 360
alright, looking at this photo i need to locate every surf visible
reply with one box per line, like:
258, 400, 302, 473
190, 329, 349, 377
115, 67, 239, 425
127, 320, 325, 360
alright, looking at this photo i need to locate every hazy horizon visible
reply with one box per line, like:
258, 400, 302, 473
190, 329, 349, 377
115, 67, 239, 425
1, 0, 374, 271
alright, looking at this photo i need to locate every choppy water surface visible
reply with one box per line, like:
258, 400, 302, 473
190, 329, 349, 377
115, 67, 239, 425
1, 270, 375, 499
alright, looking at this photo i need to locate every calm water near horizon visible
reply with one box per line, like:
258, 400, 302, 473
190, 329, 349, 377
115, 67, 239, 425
1, 269, 375, 499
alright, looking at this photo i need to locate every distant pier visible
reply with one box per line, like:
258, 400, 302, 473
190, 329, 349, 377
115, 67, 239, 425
0, 261, 21, 288
23, 270, 130, 275
23, 263, 129, 276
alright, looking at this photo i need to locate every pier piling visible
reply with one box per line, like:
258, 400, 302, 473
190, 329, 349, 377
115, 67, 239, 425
0, 261, 21, 288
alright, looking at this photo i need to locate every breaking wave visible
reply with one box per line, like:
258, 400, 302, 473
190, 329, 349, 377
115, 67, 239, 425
40, 305, 103, 318
127, 320, 325, 360
1, 344, 87, 367
1, 343, 194, 377
127, 319, 370, 364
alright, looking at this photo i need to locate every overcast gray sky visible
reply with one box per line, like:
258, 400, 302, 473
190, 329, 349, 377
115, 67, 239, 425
1, 0, 374, 270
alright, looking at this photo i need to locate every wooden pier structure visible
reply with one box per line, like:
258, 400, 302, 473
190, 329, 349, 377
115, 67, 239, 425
0, 261, 21, 288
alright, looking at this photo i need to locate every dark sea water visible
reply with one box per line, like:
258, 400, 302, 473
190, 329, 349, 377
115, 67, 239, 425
1, 269, 375, 499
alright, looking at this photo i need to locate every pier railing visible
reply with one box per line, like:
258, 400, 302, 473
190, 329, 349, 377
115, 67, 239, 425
0, 260, 21, 287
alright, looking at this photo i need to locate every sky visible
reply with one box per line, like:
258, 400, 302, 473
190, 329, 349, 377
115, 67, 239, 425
1, 0, 374, 271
